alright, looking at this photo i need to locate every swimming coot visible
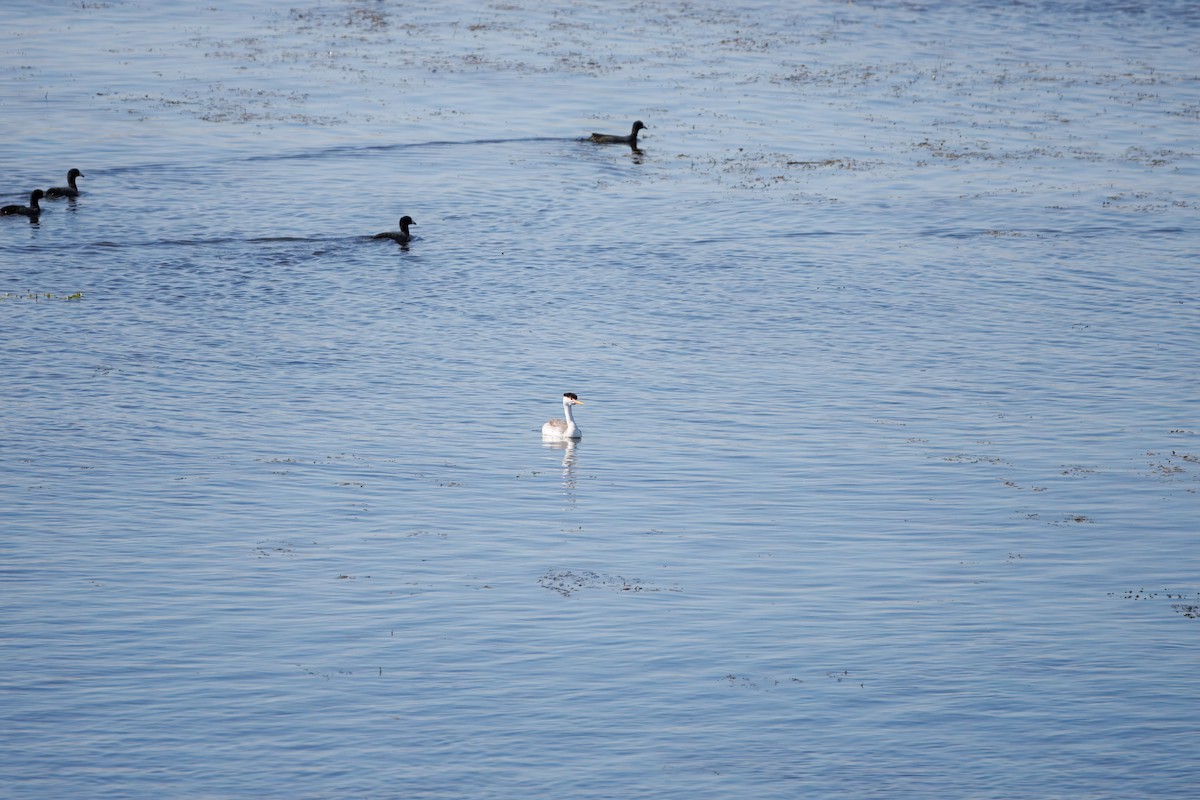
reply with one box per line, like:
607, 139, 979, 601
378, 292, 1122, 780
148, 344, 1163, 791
45, 168, 85, 199
588, 120, 647, 146
373, 215, 416, 244
1, 189, 45, 218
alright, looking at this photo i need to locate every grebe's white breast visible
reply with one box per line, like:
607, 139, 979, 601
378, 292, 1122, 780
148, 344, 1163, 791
542, 392, 583, 441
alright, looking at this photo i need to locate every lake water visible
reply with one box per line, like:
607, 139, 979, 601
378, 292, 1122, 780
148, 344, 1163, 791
2, 1, 1198, 797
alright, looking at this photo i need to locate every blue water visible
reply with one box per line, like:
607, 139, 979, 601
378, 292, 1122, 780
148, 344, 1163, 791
3, 1, 1198, 797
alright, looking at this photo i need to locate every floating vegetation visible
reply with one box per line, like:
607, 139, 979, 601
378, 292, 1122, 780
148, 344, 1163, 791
1, 291, 84, 301
538, 569, 680, 597
295, 663, 357, 681
253, 539, 298, 558
1145, 450, 1199, 489
253, 539, 321, 558
825, 670, 863, 687
1051, 514, 1094, 525
723, 670, 863, 690
100, 87, 347, 127
785, 158, 862, 170
513, 469, 544, 478
405, 529, 448, 539
1002, 480, 1047, 491
1110, 589, 1200, 620
724, 673, 806, 691
942, 453, 1011, 466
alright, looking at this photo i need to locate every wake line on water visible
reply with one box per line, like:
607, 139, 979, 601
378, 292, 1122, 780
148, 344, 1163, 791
85, 137, 584, 177
92, 235, 372, 249
915, 225, 1187, 240
237, 136, 581, 164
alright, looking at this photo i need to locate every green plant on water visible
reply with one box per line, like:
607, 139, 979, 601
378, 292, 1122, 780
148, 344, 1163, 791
0, 291, 84, 301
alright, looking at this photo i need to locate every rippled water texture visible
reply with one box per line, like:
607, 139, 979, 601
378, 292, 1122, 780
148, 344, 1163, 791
3, 1, 1198, 797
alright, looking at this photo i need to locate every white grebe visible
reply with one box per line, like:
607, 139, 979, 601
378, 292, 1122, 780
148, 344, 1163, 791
542, 392, 584, 441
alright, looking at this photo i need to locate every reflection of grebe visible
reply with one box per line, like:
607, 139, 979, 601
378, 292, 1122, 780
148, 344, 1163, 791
541, 392, 584, 441
560, 440, 578, 493
543, 439, 579, 499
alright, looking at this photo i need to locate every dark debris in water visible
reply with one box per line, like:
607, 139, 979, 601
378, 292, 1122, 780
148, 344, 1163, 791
1, 291, 84, 302
1002, 480, 1047, 492
538, 569, 680, 597
254, 539, 296, 558
724, 673, 806, 691
1110, 589, 1200, 620
1047, 514, 1094, 526
1145, 450, 1199, 489
405, 529, 448, 539
724, 670, 864, 691
785, 157, 861, 170
941, 453, 1012, 466
99, 87, 346, 128
296, 663, 358, 681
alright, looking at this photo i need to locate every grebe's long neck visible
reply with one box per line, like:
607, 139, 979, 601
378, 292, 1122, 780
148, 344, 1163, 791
563, 399, 578, 435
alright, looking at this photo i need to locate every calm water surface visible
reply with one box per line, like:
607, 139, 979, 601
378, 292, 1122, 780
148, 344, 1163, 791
2, 1, 1198, 797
